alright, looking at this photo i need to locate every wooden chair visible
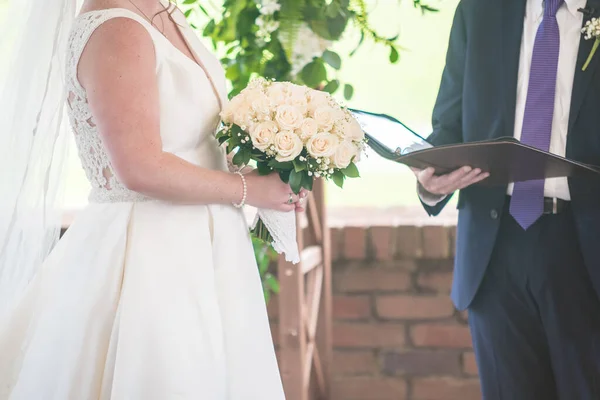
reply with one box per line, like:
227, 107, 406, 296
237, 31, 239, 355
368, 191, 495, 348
277, 179, 332, 400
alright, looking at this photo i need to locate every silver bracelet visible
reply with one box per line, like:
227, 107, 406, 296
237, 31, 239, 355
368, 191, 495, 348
232, 171, 247, 208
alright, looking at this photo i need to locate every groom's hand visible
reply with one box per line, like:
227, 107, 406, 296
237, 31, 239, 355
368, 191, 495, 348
412, 166, 489, 196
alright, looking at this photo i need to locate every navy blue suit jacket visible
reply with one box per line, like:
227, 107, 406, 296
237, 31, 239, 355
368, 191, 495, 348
424, 0, 600, 310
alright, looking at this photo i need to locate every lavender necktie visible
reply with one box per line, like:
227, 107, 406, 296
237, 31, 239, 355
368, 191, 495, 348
510, 0, 563, 230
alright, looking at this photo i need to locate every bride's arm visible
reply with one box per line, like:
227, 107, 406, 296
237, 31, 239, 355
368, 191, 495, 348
78, 18, 295, 210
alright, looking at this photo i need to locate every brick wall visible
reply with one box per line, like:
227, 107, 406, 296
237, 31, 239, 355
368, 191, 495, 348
270, 224, 482, 400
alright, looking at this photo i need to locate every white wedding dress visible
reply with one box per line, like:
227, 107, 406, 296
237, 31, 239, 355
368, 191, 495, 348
0, 7, 285, 400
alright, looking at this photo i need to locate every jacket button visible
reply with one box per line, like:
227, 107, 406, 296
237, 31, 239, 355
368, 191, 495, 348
490, 209, 499, 220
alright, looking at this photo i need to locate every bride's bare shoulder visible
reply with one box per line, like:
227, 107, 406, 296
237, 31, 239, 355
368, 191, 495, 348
76, 1, 156, 90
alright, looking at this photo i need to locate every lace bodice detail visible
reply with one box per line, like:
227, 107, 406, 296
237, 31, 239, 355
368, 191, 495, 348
66, 11, 152, 203
65, 7, 228, 203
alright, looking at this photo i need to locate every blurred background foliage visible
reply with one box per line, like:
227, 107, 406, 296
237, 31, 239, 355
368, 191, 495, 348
181, 0, 436, 97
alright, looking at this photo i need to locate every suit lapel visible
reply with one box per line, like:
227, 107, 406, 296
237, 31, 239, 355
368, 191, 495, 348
502, 0, 527, 138
568, 0, 600, 133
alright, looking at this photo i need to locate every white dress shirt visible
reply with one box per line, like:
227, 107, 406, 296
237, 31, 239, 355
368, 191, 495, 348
421, 0, 585, 205
507, 0, 585, 200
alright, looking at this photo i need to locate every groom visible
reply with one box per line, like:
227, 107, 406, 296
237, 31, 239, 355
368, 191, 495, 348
414, 0, 600, 398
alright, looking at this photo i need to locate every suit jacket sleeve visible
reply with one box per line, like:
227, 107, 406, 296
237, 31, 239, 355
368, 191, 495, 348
420, 1, 467, 216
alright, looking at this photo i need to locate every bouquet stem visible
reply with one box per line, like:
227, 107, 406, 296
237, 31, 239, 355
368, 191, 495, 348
252, 218, 273, 244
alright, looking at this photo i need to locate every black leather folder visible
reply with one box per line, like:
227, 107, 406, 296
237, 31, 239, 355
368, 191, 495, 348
351, 109, 600, 186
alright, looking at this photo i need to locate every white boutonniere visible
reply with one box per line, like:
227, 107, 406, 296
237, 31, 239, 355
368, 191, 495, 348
581, 17, 600, 71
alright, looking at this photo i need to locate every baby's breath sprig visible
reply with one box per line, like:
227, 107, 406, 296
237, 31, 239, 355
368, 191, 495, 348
581, 18, 600, 71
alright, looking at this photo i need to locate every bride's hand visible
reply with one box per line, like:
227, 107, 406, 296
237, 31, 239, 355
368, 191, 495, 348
244, 171, 309, 212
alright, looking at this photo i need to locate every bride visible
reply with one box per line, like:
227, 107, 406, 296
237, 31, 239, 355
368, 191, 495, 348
0, 0, 305, 398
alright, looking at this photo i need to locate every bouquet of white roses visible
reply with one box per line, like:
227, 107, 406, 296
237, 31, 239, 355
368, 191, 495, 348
217, 78, 365, 262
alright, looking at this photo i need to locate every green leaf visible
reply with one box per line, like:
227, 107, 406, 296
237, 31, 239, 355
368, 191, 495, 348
230, 124, 246, 139
331, 170, 345, 188
217, 135, 229, 145
226, 142, 235, 155
301, 59, 328, 88
226, 64, 240, 81
242, 146, 252, 165
232, 148, 247, 166
289, 168, 303, 194
279, 169, 291, 183
184, 9, 193, 17
203, 20, 216, 37
251, 149, 267, 162
343, 84, 354, 100
302, 172, 314, 191
342, 162, 360, 178
228, 128, 242, 148
323, 79, 340, 94
197, 4, 209, 16
325, 2, 341, 18
257, 161, 272, 176
236, 6, 261, 38
293, 159, 307, 172
389, 46, 399, 64
265, 274, 280, 293
254, 243, 269, 274
309, 10, 349, 41
215, 129, 227, 140
183, 0, 196, 4
350, 32, 365, 57
268, 159, 294, 170
257, 258, 268, 275
322, 50, 342, 70
326, 13, 349, 40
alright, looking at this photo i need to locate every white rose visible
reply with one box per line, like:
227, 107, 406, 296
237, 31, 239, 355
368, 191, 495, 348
245, 78, 267, 91
251, 120, 278, 151
308, 89, 329, 103
306, 133, 339, 158
347, 118, 365, 141
267, 83, 288, 104
333, 117, 365, 142
307, 90, 331, 114
286, 87, 309, 115
296, 118, 318, 141
331, 140, 358, 169
288, 85, 307, 98
331, 119, 350, 138
220, 95, 245, 124
240, 88, 263, 101
275, 104, 304, 131
220, 107, 234, 125
312, 106, 338, 132
249, 92, 272, 118
233, 102, 254, 129
274, 130, 303, 162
